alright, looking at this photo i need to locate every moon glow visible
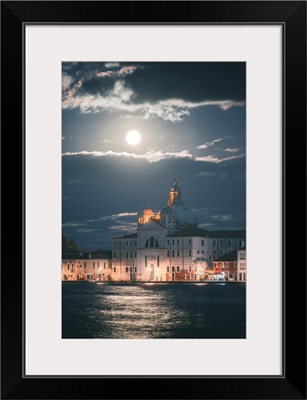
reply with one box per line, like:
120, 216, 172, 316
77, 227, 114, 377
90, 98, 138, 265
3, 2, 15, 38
126, 130, 141, 145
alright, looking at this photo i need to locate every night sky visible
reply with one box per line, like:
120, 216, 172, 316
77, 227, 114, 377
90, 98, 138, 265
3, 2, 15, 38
62, 62, 246, 251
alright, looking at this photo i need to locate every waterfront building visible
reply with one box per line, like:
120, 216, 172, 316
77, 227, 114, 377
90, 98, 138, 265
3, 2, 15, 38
111, 179, 246, 282
62, 251, 112, 281
212, 248, 246, 282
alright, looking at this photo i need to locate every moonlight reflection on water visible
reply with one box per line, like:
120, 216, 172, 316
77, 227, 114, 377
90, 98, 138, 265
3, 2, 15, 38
62, 282, 245, 339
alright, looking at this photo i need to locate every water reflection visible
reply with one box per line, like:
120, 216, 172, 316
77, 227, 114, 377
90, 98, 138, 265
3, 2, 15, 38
62, 283, 246, 339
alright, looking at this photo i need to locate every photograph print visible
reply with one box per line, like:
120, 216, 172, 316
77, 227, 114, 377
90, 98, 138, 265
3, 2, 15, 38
61, 62, 246, 339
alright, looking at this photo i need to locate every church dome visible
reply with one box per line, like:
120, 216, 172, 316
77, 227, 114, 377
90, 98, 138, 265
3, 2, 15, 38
161, 205, 198, 229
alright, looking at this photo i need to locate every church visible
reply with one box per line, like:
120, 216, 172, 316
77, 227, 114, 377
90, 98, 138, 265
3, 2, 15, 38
112, 179, 245, 282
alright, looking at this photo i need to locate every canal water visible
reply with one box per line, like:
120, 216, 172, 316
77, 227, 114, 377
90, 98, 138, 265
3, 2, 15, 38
62, 282, 246, 339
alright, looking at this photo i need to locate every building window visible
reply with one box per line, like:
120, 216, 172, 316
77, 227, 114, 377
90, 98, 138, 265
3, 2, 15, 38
239, 253, 246, 260
135, 251, 137, 258
226, 263, 229, 268
67, 263, 70, 271
126, 251, 128, 258
201, 250, 204, 254
177, 250, 179, 257
213, 240, 216, 246
167, 266, 170, 272
93, 262, 95, 269
228, 240, 231, 247
220, 240, 223, 246
114, 241, 116, 247
240, 240, 245, 247
126, 241, 128, 246
188, 250, 191, 257
172, 250, 174, 257
134, 267, 137, 273
220, 250, 223, 255
234, 262, 237, 268
167, 239, 170, 245
145, 236, 159, 248
157, 256, 160, 266
197, 250, 200, 254
145, 256, 147, 267
113, 267, 116, 273
201, 240, 204, 246
172, 240, 174, 245
129, 251, 132, 258
97, 262, 99, 268
130, 241, 133, 246
188, 266, 191, 272
104, 262, 106, 269
126, 267, 129, 273
134, 241, 137, 246
113, 252, 116, 259
172, 266, 175, 272
177, 239, 179, 245
189, 239, 191, 245
167, 250, 170, 257
176, 266, 180, 273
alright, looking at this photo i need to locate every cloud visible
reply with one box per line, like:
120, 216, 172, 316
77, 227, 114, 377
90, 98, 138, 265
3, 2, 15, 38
87, 212, 138, 223
195, 153, 245, 164
196, 138, 223, 149
105, 62, 120, 68
62, 149, 193, 163
76, 228, 100, 233
109, 223, 137, 232
62, 72, 73, 90
224, 148, 239, 153
212, 214, 233, 221
62, 77, 245, 122
62, 221, 85, 227
195, 171, 217, 177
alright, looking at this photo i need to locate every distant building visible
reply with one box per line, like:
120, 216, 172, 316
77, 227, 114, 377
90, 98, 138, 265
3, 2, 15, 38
62, 251, 112, 281
111, 179, 246, 282
212, 248, 246, 282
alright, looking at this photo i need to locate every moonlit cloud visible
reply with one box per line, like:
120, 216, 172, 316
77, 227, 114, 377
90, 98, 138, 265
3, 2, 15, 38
104, 62, 120, 68
196, 138, 223, 150
62, 149, 193, 163
212, 214, 233, 221
87, 212, 138, 223
224, 148, 239, 153
195, 153, 245, 164
62, 77, 245, 122
195, 171, 217, 177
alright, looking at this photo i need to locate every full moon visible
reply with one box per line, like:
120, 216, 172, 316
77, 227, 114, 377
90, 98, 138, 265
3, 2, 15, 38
126, 130, 141, 145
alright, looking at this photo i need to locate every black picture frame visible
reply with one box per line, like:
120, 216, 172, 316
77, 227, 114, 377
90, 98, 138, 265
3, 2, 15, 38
1, 1, 306, 399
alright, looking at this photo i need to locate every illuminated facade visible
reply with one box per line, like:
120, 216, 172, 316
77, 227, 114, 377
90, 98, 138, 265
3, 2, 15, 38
112, 179, 245, 281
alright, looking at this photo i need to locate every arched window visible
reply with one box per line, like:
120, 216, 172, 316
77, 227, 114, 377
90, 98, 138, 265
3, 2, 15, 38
145, 236, 159, 248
